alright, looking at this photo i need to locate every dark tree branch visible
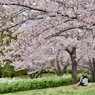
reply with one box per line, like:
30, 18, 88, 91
46, 26, 85, 39
57, 12, 77, 20
0, 20, 27, 33
0, 3, 47, 13
65, 47, 72, 54
51, 0, 66, 6
76, 55, 84, 63
77, 64, 90, 71
0, 16, 48, 33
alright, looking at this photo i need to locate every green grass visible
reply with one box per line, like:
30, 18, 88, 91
1, 83, 95, 95
42, 73, 55, 77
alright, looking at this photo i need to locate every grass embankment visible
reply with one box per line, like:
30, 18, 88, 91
1, 83, 95, 95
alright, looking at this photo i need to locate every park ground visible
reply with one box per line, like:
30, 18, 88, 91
1, 83, 95, 95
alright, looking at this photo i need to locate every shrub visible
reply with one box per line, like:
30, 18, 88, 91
0, 60, 15, 78
0, 74, 91, 94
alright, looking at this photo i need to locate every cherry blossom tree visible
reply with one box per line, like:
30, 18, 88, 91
0, 0, 95, 83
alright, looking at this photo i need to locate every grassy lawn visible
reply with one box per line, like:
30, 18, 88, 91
1, 83, 95, 95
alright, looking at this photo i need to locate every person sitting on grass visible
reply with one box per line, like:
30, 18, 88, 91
77, 75, 85, 86
82, 75, 88, 86
77, 75, 88, 86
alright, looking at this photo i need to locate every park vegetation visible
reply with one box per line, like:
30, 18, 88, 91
0, 0, 95, 85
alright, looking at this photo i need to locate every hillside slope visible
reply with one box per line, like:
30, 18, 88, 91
2, 83, 95, 95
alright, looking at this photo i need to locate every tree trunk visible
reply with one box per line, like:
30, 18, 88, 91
0, 73, 2, 78
0, 66, 2, 78
91, 72, 95, 82
70, 47, 77, 84
90, 58, 95, 82
29, 73, 35, 79
72, 62, 77, 84
35, 70, 42, 78
66, 47, 77, 84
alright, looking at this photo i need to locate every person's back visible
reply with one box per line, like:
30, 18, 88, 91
82, 76, 88, 86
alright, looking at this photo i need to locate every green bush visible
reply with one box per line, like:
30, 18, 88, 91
0, 60, 15, 78
0, 62, 28, 78
0, 75, 71, 93
0, 74, 91, 94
